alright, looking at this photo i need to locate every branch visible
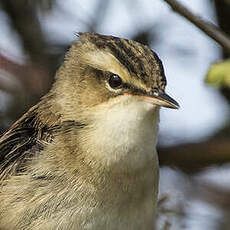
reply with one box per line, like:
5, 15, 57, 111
163, 0, 230, 54
158, 137, 230, 173
0, 54, 51, 95
0, 0, 52, 70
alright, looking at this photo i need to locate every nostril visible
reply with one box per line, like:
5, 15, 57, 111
151, 88, 159, 97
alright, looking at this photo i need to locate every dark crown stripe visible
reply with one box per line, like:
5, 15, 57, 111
150, 50, 167, 85
80, 34, 139, 78
113, 39, 140, 75
106, 41, 138, 75
123, 39, 148, 82
90, 35, 147, 82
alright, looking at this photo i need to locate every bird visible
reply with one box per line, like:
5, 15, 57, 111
0, 32, 179, 230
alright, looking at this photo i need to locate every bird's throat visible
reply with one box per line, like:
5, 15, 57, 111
81, 98, 160, 172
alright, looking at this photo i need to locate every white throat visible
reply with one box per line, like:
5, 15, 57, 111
86, 95, 160, 171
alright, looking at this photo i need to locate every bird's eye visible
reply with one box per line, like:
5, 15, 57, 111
108, 74, 122, 89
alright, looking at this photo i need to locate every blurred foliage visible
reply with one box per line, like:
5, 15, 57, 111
206, 60, 230, 88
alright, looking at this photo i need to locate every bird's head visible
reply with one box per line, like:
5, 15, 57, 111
45, 33, 180, 169
52, 33, 179, 125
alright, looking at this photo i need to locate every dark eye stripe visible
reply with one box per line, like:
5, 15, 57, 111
85, 64, 160, 98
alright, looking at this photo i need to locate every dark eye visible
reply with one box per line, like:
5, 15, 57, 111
108, 74, 122, 89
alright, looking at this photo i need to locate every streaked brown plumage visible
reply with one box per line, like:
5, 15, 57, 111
0, 33, 178, 230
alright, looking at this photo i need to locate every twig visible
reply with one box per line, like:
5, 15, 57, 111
163, 0, 230, 54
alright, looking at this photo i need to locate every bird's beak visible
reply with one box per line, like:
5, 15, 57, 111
135, 90, 180, 109
151, 91, 180, 109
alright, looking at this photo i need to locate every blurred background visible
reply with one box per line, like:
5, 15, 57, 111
0, 0, 230, 229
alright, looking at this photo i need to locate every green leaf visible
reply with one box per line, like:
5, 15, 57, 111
205, 60, 230, 88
